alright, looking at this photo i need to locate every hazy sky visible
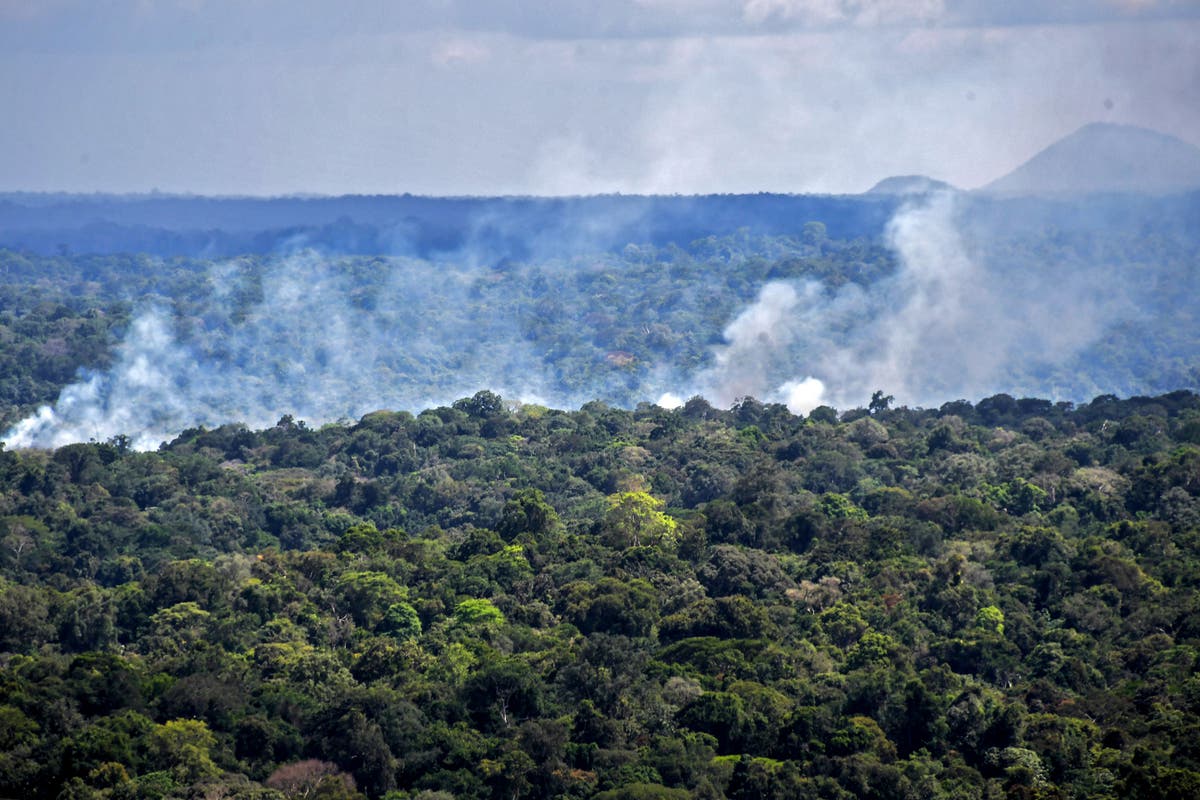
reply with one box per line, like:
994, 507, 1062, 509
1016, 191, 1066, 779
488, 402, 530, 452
1, 0, 1197, 196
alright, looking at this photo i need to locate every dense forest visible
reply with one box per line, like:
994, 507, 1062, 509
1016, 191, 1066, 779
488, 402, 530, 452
0, 187, 1198, 799
1, 388, 1200, 799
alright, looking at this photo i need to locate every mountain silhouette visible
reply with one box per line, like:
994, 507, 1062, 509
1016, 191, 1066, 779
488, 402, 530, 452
983, 122, 1200, 195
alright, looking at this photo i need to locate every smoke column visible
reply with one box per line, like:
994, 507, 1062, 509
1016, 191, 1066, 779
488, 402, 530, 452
691, 190, 1142, 412
3, 310, 194, 450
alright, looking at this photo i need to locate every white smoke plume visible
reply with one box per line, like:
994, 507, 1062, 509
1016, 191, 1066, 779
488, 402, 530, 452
691, 190, 1141, 413
846, 190, 1137, 407
705, 280, 801, 406
3, 310, 194, 450
2, 252, 555, 450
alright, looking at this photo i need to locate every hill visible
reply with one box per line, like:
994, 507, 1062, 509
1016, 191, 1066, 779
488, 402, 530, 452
983, 122, 1200, 195
866, 175, 957, 195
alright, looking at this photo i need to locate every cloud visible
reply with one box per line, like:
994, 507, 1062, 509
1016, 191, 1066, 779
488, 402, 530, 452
431, 37, 492, 67
1103, 0, 1199, 17
4, 1, 1199, 56
742, 0, 947, 27
0, 1, 1197, 196
0, 0, 74, 19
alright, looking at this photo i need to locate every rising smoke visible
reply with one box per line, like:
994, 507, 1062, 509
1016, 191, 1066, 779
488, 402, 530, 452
686, 190, 1143, 413
2, 252, 559, 450
0, 191, 1156, 450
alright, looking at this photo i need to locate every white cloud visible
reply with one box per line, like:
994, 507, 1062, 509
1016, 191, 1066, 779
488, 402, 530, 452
0, 3, 1196, 195
431, 37, 492, 67
742, 0, 946, 27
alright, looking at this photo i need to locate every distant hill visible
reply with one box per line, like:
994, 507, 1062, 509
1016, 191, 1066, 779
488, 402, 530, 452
866, 175, 957, 195
983, 122, 1200, 195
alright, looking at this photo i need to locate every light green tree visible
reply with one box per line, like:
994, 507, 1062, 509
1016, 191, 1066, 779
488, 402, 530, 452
603, 491, 679, 548
149, 719, 220, 783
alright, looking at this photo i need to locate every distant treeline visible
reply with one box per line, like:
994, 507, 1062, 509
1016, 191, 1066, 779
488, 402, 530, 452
0, 193, 899, 259
1, 190, 1196, 260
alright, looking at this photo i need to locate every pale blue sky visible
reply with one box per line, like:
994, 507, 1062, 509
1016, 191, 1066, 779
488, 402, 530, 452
1, 0, 1197, 195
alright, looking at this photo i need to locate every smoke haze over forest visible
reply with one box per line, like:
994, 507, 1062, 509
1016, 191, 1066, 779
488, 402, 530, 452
4, 186, 1196, 450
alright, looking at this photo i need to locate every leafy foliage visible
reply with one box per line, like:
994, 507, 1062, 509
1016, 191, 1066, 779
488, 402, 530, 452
0, 390, 1198, 798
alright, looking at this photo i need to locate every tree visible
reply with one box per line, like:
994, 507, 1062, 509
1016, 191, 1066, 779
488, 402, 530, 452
677, 691, 748, 754
802, 221, 827, 247
452, 598, 505, 628
463, 658, 543, 730
335, 571, 408, 628
378, 602, 422, 640
266, 760, 359, 799
603, 491, 679, 549
563, 577, 659, 637
453, 390, 505, 419
143, 601, 212, 661
593, 784, 691, 800
0, 704, 42, 795
148, 719, 221, 784
57, 584, 116, 652
869, 390, 894, 415
0, 580, 51, 652
497, 488, 561, 543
